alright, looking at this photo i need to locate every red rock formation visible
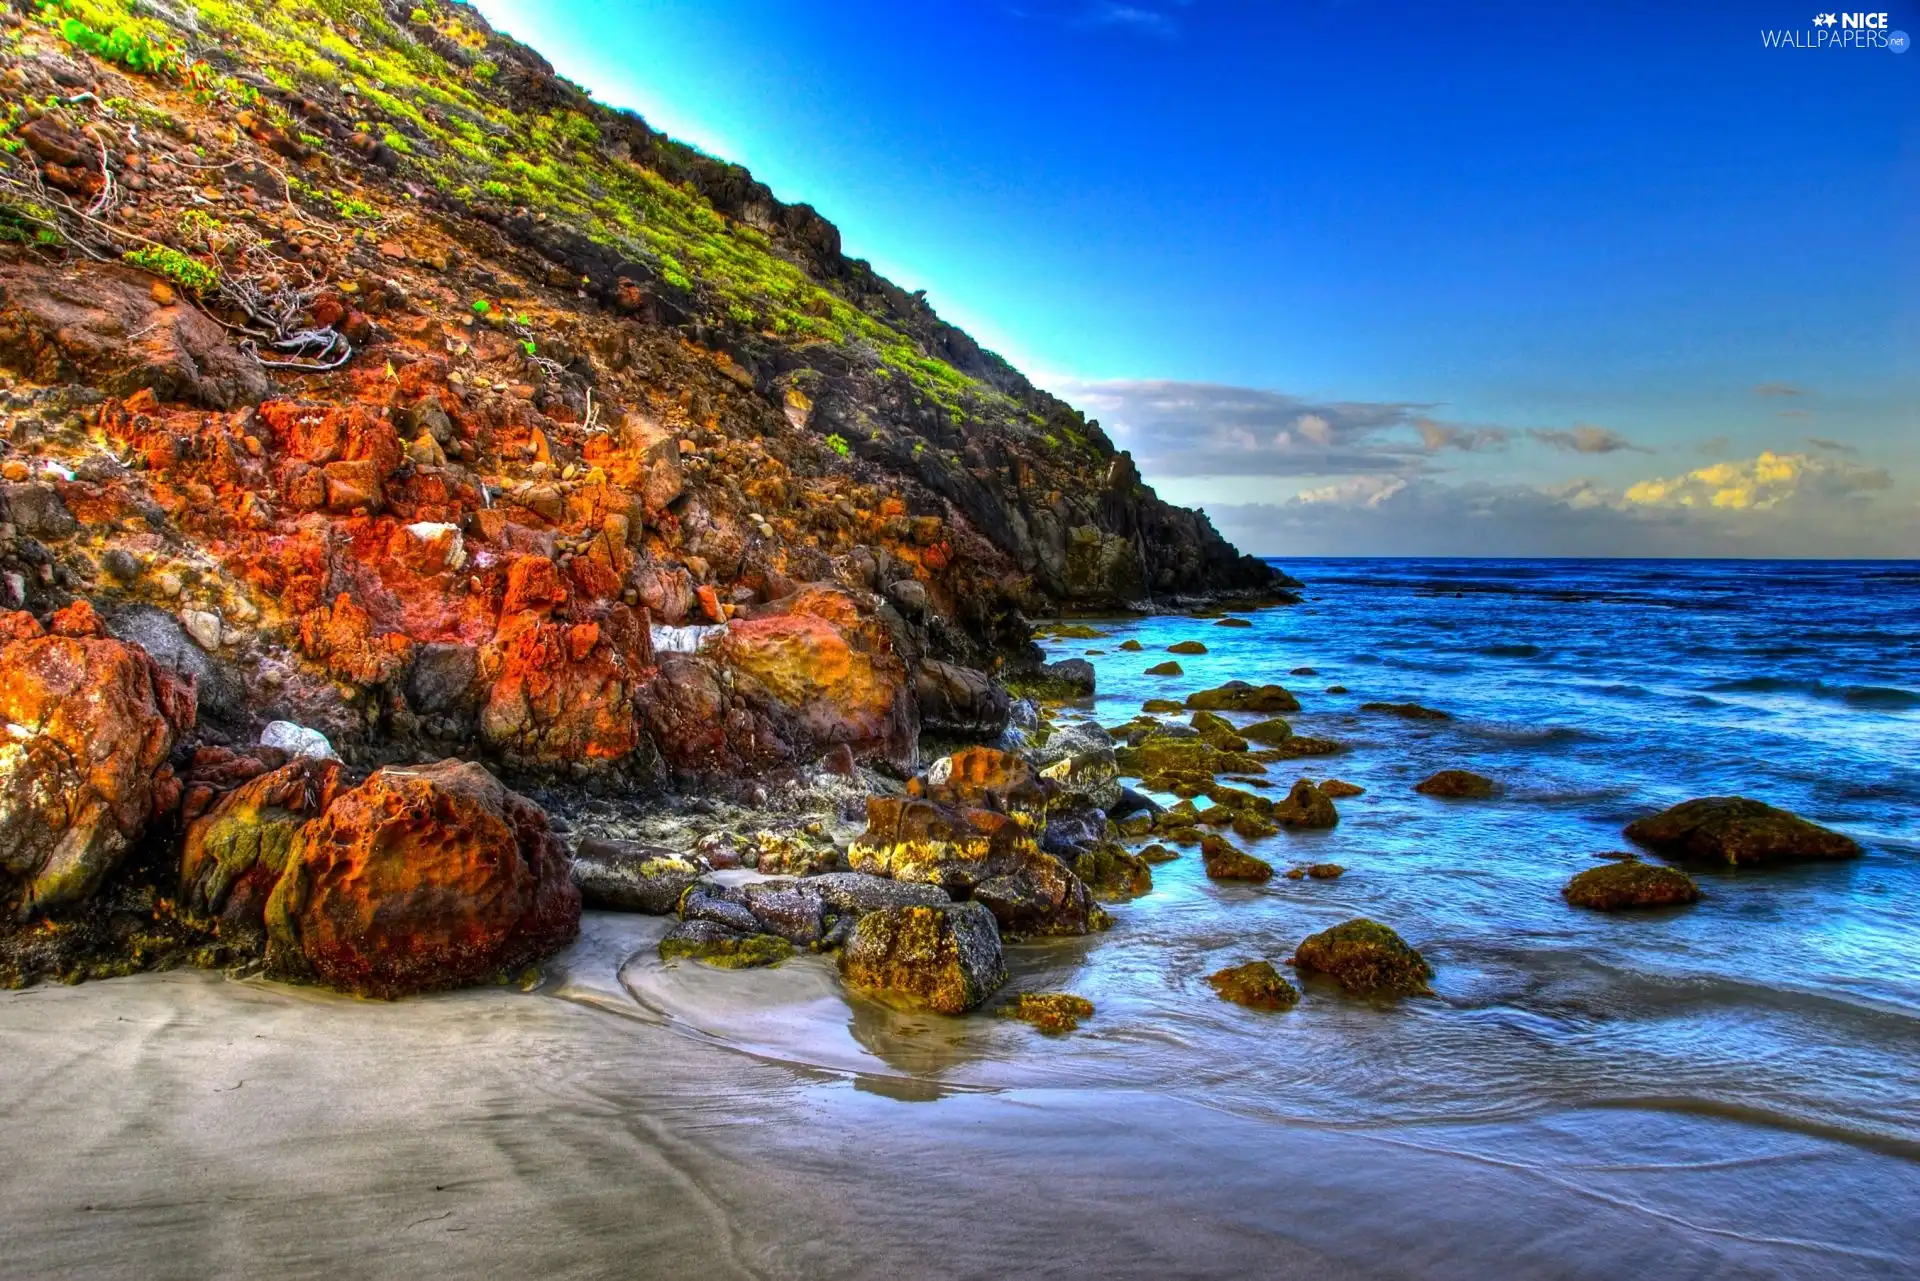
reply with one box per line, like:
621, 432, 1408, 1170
0, 608, 196, 914
181, 755, 344, 931
265, 759, 579, 997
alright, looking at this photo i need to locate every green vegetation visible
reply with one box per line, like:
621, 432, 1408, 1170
122, 245, 219, 293
825, 433, 850, 457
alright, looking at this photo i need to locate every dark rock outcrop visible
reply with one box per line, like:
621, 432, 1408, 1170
1623, 797, 1861, 867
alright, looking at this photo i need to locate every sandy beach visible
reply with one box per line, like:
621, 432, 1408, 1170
2, 910, 1911, 1281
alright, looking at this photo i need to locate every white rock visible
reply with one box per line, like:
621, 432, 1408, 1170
404, 521, 467, 572
260, 721, 337, 760
649, 624, 725, 654
180, 609, 222, 651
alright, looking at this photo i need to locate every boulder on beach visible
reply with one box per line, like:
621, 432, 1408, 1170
1415, 769, 1498, 799
180, 756, 344, 930
1186, 681, 1300, 715
1168, 640, 1208, 655
658, 918, 794, 969
838, 901, 1008, 1014
1272, 778, 1339, 828
1145, 661, 1184, 677
1293, 918, 1432, 997
264, 760, 581, 997
0, 606, 196, 915
1019, 658, 1096, 700
1207, 960, 1299, 1010
1563, 859, 1700, 910
1623, 796, 1861, 867
1000, 991, 1095, 1033
1201, 833, 1273, 882
1362, 701, 1452, 721
851, 795, 1030, 889
571, 838, 702, 913
914, 745, 1051, 829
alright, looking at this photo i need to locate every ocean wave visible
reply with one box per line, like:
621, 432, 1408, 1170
1701, 676, 1919, 710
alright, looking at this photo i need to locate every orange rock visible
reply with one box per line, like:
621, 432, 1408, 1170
47, 599, 105, 638
265, 760, 580, 997
298, 593, 414, 686
0, 617, 197, 912
721, 608, 915, 768
695, 582, 724, 623
478, 604, 652, 767
503, 555, 567, 616
181, 756, 344, 931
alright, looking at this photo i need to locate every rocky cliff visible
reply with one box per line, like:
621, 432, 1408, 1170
0, 0, 1286, 799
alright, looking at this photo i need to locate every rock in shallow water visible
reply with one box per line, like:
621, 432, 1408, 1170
1186, 681, 1300, 715
1623, 796, 1860, 867
1293, 918, 1433, 998
1563, 859, 1700, 910
1000, 992, 1095, 1033
1201, 833, 1273, 882
1415, 769, 1498, 799
1207, 960, 1299, 1010
838, 900, 1007, 1014
658, 919, 793, 969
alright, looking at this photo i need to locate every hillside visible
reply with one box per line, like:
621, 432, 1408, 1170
0, 0, 1287, 788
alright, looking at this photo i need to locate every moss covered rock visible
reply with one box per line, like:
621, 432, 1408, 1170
1623, 797, 1860, 867
1145, 660, 1184, 677
1186, 681, 1300, 714
1141, 697, 1184, 713
838, 901, 1007, 1014
1272, 778, 1339, 828
1201, 833, 1273, 882
1001, 991, 1095, 1033
659, 919, 794, 969
1415, 769, 1498, 799
1168, 640, 1208, 655
1238, 717, 1294, 745
571, 837, 702, 913
1072, 842, 1154, 901
1293, 918, 1432, 997
1118, 639, 1145, 652
1319, 779, 1365, 798
1563, 859, 1700, 910
1207, 960, 1299, 1010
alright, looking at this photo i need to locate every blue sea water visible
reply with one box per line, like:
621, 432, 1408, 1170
623, 558, 1920, 1275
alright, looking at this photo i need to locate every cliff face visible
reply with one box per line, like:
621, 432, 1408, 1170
0, 0, 1286, 784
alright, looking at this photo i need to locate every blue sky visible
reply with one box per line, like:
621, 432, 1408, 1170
469, 0, 1918, 556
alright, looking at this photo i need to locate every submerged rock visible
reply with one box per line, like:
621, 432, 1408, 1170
1293, 918, 1432, 997
264, 760, 580, 997
1563, 859, 1700, 910
838, 901, 1007, 1014
1207, 960, 1299, 1010
1362, 701, 1452, 721
1185, 681, 1299, 715
1623, 797, 1861, 867
1167, 640, 1208, 655
659, 919, 794, 969
1000, 991, 1095, 1033
1415, 769, 1498, 799
1144, 660, 1184, 677
1118, 639, 1145, 652
570, 838, 701, 913
1319, 779, 1365, 798
1201, 833, 1273, 882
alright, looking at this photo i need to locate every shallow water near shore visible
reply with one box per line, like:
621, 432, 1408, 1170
4, 558, 1917, 1278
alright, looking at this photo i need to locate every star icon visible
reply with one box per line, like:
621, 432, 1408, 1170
1813, 12, 1837, 25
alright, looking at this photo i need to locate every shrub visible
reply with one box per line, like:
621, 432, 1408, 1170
825, 433, 850, 457
122, 246, 218, 293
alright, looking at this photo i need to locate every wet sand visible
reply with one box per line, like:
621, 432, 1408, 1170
2, 912, 1911, 1280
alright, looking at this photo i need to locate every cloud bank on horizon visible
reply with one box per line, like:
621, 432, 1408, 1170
1058, 378, 1914, 558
